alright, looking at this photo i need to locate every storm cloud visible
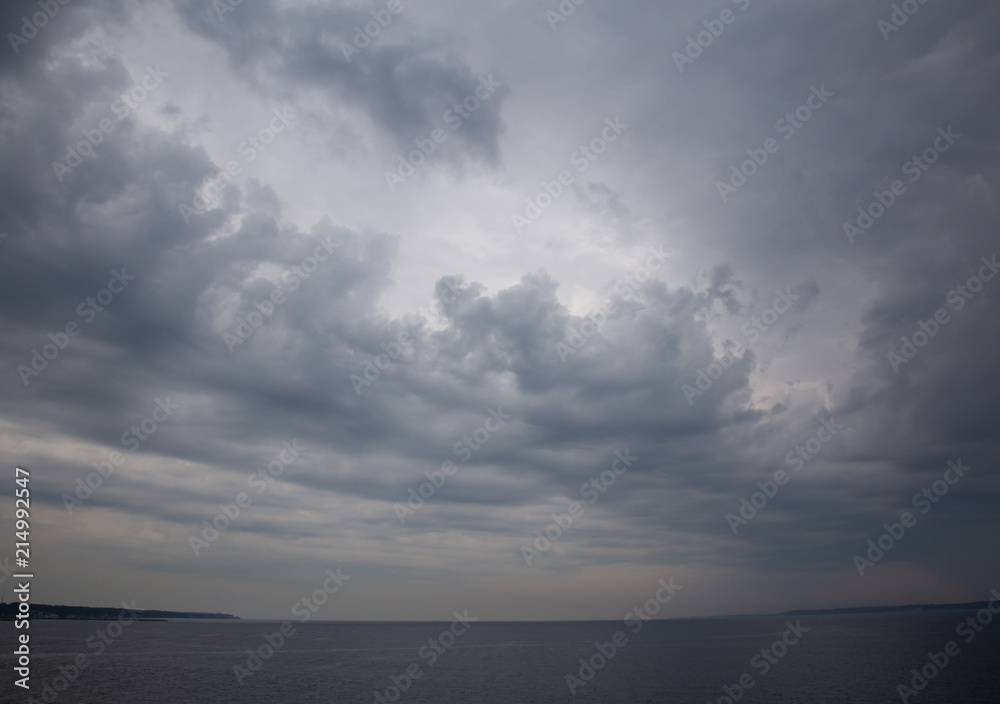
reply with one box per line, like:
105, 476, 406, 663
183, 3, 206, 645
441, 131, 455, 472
1, 0, 998, 620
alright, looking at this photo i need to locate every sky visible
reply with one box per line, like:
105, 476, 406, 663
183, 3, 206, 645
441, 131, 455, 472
1, 0, 998, 621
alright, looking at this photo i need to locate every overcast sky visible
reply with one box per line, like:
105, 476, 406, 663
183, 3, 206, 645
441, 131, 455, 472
1, 0, 998, 620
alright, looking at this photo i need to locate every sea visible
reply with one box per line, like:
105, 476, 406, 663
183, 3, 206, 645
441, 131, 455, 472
2, 611, 999, 703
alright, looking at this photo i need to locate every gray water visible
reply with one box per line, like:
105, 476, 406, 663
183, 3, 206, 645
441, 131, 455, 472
2, 612, 999, 703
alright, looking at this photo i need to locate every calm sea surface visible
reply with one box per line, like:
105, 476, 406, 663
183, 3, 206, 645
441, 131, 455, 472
2, 612, 998, 703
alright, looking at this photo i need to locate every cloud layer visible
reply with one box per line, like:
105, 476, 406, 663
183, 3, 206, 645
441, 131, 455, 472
1, 0, 998, 619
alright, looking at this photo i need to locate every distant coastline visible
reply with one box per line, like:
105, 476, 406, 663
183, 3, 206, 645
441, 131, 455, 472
777, 601, 992, 617
0, 602, 239, 620
0, 600, 988, 622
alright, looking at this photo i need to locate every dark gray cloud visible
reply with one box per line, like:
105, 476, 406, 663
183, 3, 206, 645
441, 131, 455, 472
171, 0, 509, 167
0, 0, 997, 620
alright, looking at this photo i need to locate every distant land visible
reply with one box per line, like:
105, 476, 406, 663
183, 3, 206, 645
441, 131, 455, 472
0, 600, 989, 622
0, 603, 239, 620
777, 601, 992, 617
